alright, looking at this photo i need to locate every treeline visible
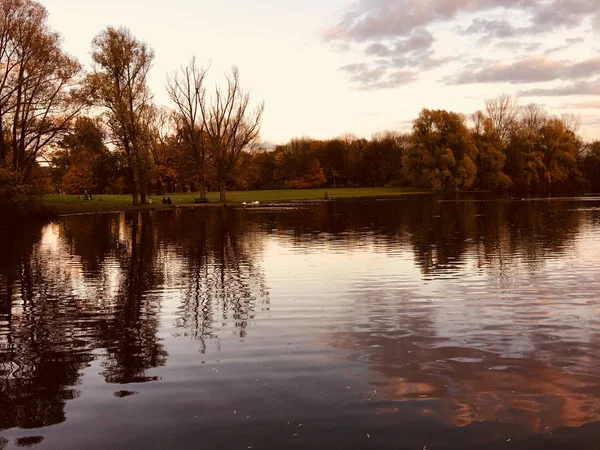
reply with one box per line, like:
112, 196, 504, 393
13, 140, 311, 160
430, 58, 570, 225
39, 100, 600, 199
237, 99, 599, 193
1, 0, 600, 216
45, 100, 600, 196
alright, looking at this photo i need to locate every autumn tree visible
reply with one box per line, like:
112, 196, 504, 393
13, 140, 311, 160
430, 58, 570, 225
580, 141, 600, 192
365, 131, 408, 186
318, 138, 344, 187
503, 105, 546, 187
343, 136, 369, 186
51, 116, 120, 194
166, 57, 209, 201
403, 109, 477, 190
271, 138, 326, 188
471, 111, 511, 189
201, 67, 264, 202
90, 27, 155, 205
506, 125, 544, 188
142, 106, 179, 193
245, 149, 278, 189
537, 118, 581, 190
0, 0, 88, 180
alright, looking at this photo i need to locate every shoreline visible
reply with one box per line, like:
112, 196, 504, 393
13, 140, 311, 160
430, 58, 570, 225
55, 194, 433, 217
39, 188, 434, 217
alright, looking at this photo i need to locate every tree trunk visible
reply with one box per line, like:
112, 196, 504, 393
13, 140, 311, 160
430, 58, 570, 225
130, 165, 139, 206
219, 180, 226, 202
138, 165, 147, 204
198, 164, 207, 200
140, 184, 147, 204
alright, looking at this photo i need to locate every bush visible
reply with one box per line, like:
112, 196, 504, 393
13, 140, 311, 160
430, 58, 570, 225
0, 168, 31, 203
0, 168, 53, 219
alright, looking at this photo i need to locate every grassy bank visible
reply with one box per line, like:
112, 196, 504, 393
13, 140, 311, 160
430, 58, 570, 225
40, 187, 431, 215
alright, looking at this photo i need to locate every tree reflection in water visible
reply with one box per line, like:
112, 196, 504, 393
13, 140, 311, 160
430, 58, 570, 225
0, 212, 169, 428
172, 208, 269, 353
0, 223, 93, 430
95, 212, 167, 384
0, 208, 270, 432
0, 196, 598, 449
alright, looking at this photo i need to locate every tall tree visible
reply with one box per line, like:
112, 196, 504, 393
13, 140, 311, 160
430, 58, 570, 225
201, 67, 264, 202
471, 111, 511, 189
485, 94, 520, 145
403, 109, 478, 190
166, 57, 209, 201
51, 116, 119, 194
504, 104, 547, 187
145, 106, 181, 193
520, 103, 547, 133
537, 118, 581, 191
90, 27, 154, 205
0, 0, 88, 178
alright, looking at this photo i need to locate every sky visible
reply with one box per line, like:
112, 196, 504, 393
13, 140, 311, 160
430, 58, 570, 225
41, 0, 600, 144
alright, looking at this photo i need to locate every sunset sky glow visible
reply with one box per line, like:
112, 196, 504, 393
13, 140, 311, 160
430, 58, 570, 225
41, 0, 600, 144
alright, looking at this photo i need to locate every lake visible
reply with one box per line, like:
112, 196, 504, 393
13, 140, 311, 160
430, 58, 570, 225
1, 195, 600, 449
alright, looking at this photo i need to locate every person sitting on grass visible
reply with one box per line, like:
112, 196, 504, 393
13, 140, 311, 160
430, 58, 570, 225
166, 197, 172, 205
162, 196, 167, 205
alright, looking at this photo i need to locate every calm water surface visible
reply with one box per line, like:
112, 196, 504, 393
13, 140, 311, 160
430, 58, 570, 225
1, 196, 600, 449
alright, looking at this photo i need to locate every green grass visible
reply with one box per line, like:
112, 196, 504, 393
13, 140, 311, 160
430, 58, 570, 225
40, 187, 431, 215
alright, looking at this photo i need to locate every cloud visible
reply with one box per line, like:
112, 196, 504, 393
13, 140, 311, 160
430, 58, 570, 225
463, 18, 524, 41
325, 0, 598, 90
364, 28, 434, 57
324, 0, 539, 42
562, 101, 600, 109
338, 26, 438, 89
544, 37, 585, 55
447, 56, 600, 85
340, 64, 416, 90
518, 79, 600, 97
496, 41, 542, 52
529, 0, 599, 31
583, 117, 600, 128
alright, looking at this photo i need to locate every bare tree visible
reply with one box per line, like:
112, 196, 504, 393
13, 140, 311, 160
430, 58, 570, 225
166, 57, 209, 201
485, 94, 520, 145
90, 27, 154, 205
146, 105, 172, 161
201, 67, 264, 202
520, 103, 547, 132
560, 113, 581, 134
470, 110, 486, 137
0, 0, 88, 178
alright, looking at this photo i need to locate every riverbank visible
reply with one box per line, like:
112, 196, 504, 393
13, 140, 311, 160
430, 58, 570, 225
40, 187, 431, 215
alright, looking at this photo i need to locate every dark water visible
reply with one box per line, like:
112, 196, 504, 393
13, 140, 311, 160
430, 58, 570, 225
1, 195, 600, 449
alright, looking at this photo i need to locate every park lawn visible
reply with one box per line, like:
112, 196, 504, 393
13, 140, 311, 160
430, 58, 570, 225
40, 187, 431, 215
